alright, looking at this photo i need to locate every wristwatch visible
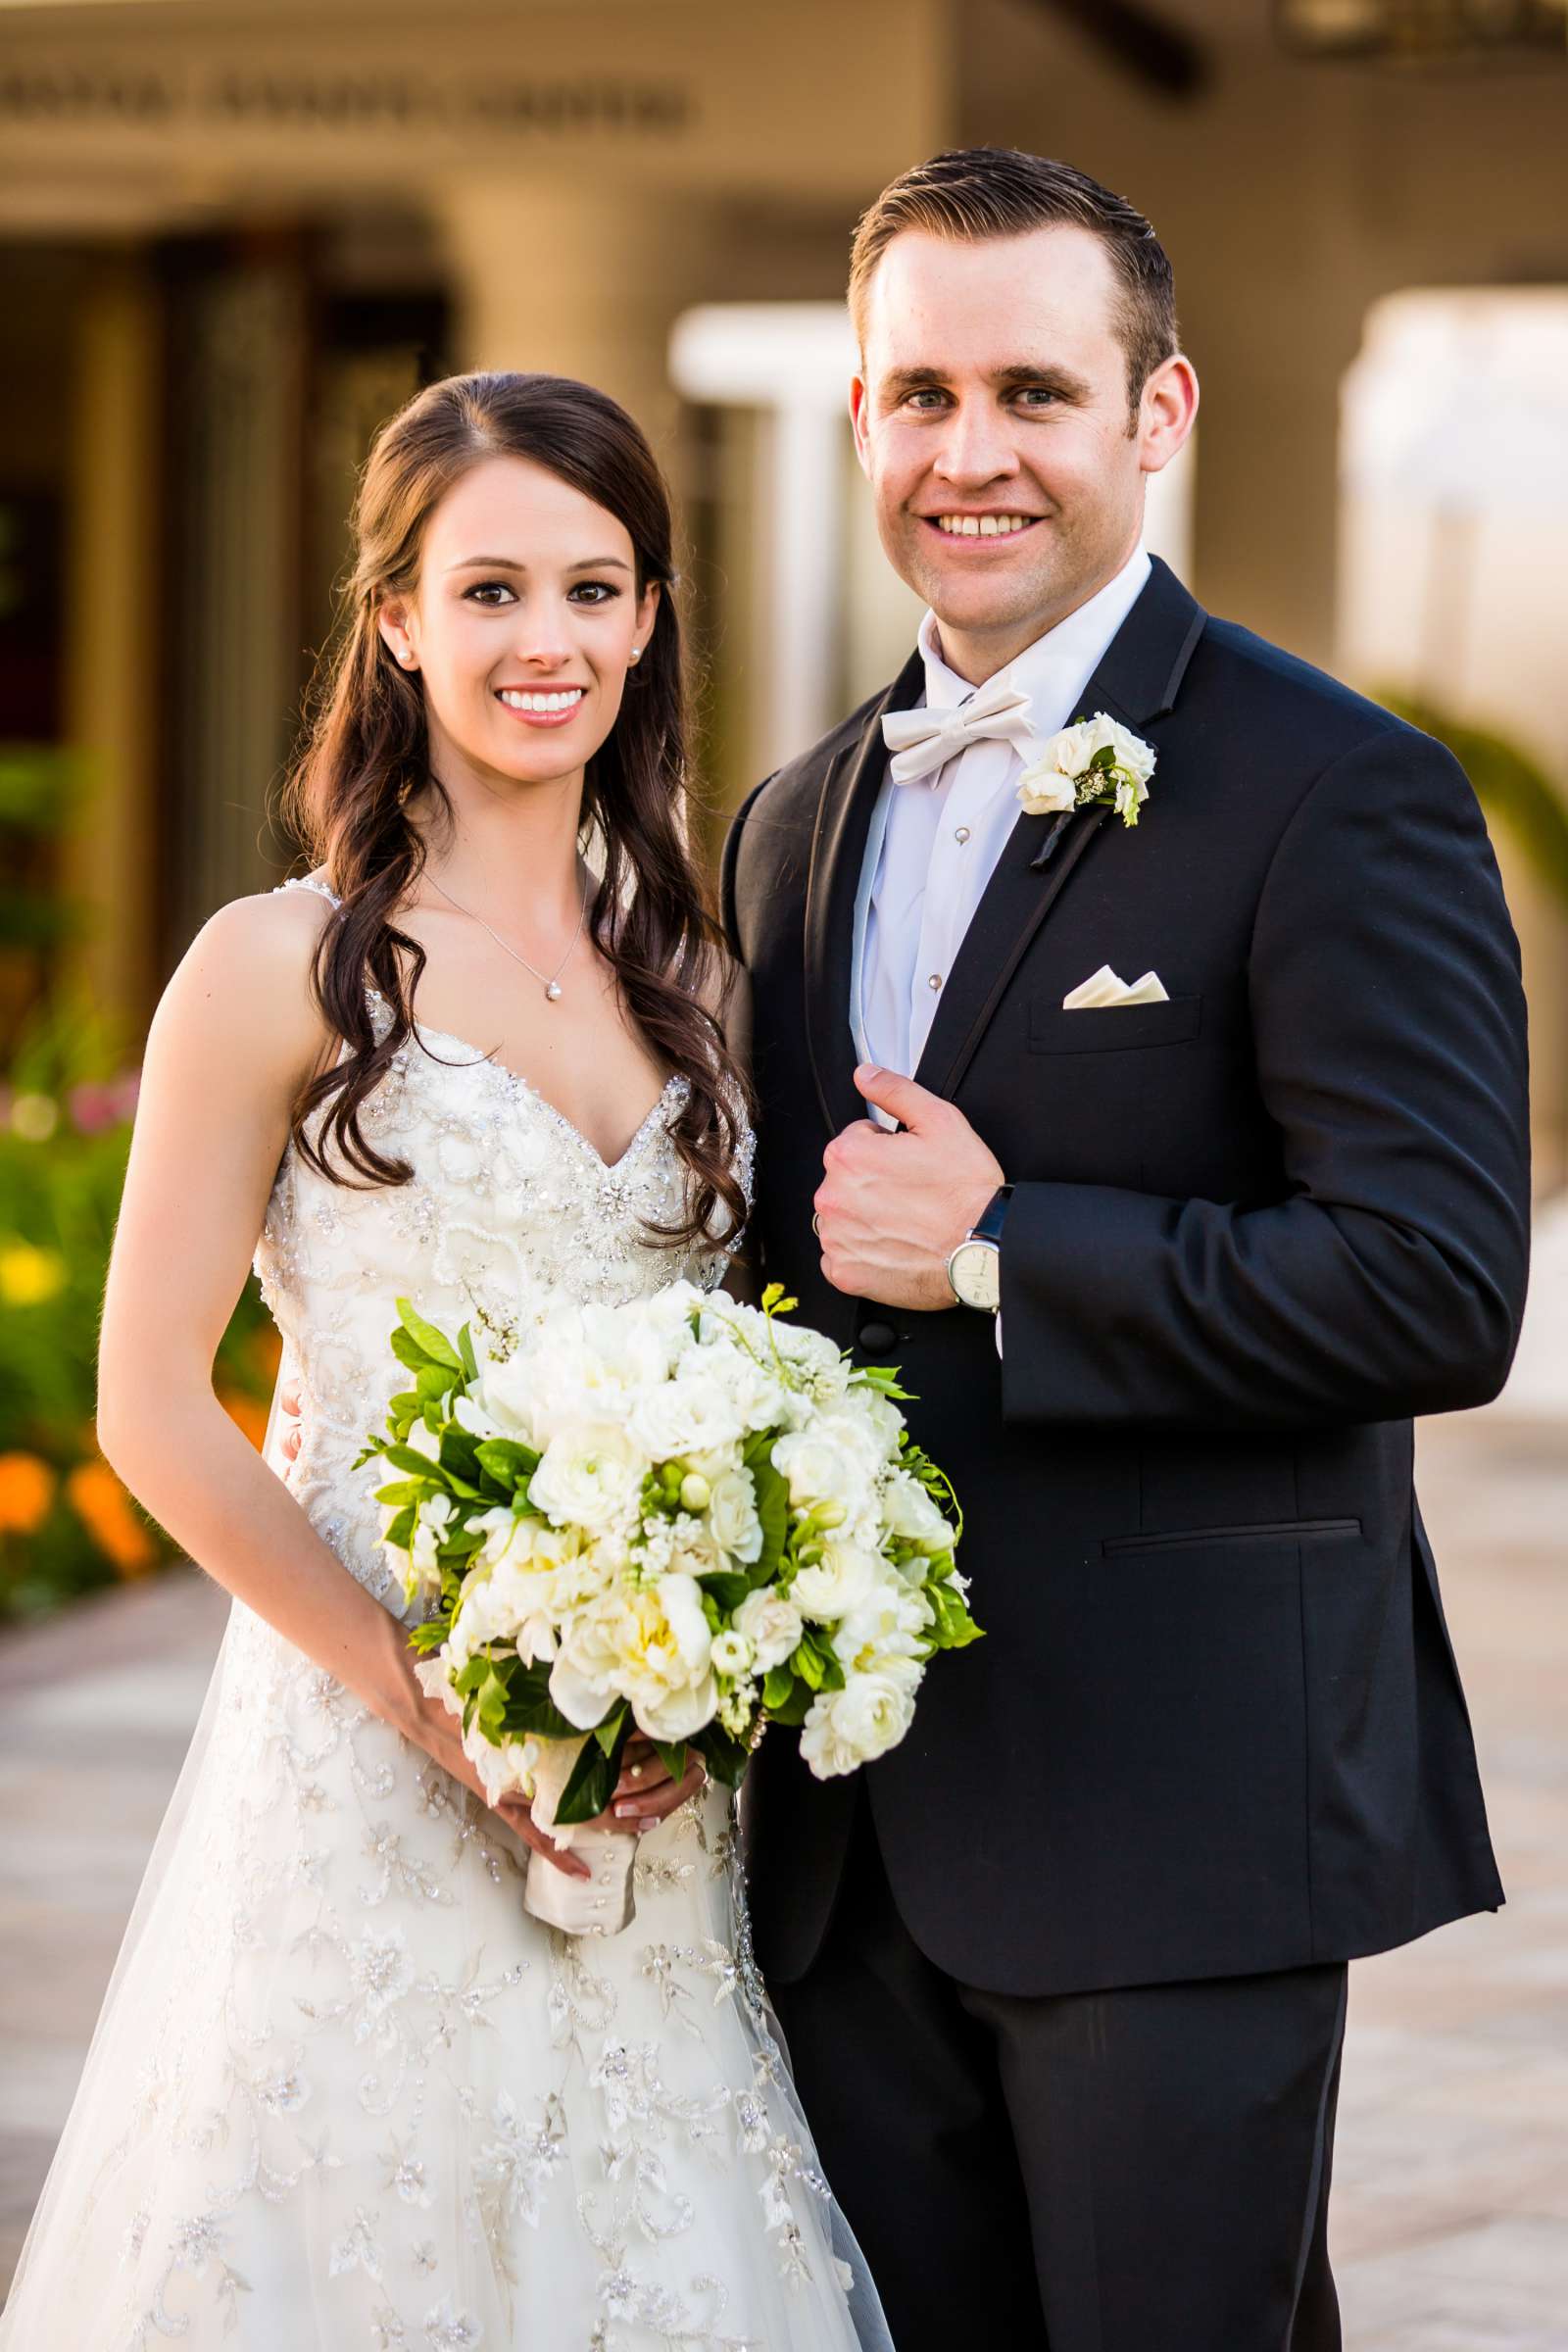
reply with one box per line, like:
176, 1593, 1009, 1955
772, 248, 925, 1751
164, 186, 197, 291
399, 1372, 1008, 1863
946, 1184, 1013, 1312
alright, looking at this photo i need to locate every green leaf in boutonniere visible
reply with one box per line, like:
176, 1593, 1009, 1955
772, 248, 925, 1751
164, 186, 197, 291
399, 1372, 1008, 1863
1015, 712, 1157, 828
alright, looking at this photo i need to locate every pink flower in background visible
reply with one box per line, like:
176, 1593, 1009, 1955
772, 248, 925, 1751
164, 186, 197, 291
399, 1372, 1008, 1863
64, 1072, 141, 1134
68, 1084, 118, 1135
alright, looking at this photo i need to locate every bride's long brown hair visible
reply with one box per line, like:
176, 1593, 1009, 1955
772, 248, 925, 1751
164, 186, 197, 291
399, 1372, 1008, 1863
281, 370, 748, 1249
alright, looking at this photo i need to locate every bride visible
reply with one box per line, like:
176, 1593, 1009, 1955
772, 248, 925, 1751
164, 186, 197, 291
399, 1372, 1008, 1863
0, 371, 892, 2351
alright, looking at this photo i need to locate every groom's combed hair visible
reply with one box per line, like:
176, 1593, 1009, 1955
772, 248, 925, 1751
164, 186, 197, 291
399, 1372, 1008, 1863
849, 148, 1178, 419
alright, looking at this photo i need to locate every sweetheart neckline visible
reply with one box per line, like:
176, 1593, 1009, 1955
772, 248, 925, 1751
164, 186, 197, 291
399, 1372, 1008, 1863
402, 1012, 685, 1177
279, 876, 684, 1178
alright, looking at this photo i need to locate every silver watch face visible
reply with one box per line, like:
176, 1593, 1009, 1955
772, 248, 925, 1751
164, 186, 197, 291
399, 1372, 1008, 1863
948, 1236, 1001, 1312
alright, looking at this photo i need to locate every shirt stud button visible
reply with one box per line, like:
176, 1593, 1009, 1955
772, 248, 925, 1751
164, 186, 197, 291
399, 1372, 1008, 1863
955, 825, 971, 845
928, 973, 943, 991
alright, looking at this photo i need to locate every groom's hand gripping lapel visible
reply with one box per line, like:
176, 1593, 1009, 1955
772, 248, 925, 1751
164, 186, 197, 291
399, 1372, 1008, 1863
814, 1064, 1004, 1311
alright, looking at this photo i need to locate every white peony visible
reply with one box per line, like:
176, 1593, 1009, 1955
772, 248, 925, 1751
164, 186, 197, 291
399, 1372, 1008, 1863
733, 1587, 804, 1673
790, 1539, 883, 1625
549, 1572, 715, 1741
831, 1579, 931, 1683
528, 1426, 647, 1536
708, 1466, 763, 1565
800, 1670, 916, 1777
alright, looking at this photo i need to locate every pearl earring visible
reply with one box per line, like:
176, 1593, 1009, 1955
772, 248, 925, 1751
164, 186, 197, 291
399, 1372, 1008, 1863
629, 647, 642, 665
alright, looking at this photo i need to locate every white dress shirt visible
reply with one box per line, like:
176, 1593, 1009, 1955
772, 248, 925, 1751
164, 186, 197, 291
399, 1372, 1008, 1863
854, 543, 1152, 1080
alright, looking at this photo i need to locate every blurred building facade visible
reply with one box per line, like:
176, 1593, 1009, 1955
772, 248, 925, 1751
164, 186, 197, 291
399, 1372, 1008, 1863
2, 0, 1565, 1178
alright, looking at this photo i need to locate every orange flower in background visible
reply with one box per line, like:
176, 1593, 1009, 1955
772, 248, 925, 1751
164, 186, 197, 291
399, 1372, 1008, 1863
220, 1389, 271, 1450
248, 1326, 283, 1383
66, 1459, 157, 1578
0, 1452, 56, 1536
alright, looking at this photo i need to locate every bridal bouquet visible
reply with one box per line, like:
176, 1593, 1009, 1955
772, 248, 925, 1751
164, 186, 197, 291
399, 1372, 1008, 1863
356, 1281, 978, 1932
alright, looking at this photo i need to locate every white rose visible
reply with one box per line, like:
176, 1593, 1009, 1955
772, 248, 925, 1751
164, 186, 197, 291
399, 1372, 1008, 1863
790, 1540, 882, 1625
1015, 754, 1078, 817
799, 1670, 915, 1778
770, 1429, 869, 1521
1050, 718, 1096, 775
851, 1387, 906, 1459
708, 1466, 763, 1565
627, 1367, 745, 1461
710, 1630, 753, 1677
528, 1426, 646, 1535
880, 1468, 953, 1553
733, 1588, 804, 1674
1089, 712, 1156, 782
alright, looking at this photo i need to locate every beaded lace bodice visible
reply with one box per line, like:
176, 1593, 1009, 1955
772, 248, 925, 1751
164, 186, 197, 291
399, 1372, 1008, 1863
256, 875, 751, 1619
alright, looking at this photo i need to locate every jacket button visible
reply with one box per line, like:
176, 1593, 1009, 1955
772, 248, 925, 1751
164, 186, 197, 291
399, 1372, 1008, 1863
858, 1320, 898, 1353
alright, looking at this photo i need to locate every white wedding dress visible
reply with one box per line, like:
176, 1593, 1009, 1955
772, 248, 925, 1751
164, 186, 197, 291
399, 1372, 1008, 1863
0, 879, 892, 2352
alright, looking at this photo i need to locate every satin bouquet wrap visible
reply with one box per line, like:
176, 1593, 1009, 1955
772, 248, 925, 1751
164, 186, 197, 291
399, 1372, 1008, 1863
357, 1281, 979, 1934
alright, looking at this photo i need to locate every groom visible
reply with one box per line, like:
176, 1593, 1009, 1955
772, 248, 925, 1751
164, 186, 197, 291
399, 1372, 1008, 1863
724, 150, 1531, 2350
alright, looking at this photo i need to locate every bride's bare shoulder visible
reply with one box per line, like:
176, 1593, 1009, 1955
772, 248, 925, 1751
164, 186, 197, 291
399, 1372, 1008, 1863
150, 878, 341, 1080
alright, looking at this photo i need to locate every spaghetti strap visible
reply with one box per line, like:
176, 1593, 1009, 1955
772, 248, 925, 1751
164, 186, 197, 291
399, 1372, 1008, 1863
274, 874, 342, 910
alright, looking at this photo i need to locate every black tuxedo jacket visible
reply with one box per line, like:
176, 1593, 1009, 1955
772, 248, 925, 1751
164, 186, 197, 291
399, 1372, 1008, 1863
722, 558, 1530, 1999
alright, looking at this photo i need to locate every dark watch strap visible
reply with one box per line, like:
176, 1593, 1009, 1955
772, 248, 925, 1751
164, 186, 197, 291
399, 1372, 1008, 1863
972, 1183, 1013, 1247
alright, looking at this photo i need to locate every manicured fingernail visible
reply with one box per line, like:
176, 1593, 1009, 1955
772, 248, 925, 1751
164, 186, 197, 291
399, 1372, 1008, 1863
614, 1803, 636, 1818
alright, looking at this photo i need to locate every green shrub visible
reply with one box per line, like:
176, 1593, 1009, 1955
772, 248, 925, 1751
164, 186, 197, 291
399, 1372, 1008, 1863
0, 1075, 276, 1620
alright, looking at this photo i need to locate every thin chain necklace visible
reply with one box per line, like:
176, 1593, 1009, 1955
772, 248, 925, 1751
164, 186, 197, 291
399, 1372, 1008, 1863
425, 867, 589, 1004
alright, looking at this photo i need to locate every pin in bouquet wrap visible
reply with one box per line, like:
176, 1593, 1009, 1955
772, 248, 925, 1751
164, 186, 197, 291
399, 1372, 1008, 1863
357, 1281, 980, 1936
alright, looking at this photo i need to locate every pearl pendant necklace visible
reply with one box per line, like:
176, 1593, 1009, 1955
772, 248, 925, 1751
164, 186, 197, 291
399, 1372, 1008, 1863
426, 870, 588, 1004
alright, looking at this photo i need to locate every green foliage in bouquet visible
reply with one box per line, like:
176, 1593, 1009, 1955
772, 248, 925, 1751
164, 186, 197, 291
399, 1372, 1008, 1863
359, 1285, 980, 1828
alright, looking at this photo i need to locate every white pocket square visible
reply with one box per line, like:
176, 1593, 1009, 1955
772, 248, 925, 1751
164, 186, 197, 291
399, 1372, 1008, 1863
1062, 963, 1170, 1010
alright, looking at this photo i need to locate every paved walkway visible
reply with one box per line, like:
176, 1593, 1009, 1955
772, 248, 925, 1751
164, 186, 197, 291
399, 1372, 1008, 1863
1, 1413, 1564, 2340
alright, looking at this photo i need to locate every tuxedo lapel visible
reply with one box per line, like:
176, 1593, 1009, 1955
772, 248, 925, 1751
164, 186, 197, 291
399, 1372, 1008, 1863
913, 558, 1207, 1103
803, 644, 925, 1138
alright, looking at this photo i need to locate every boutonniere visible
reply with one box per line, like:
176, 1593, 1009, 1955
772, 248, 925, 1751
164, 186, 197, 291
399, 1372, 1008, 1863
1016, 713, 1157, 828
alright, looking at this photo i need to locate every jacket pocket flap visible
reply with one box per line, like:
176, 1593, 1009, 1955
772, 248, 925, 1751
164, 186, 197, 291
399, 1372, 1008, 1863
1031, 996, 1202, 1054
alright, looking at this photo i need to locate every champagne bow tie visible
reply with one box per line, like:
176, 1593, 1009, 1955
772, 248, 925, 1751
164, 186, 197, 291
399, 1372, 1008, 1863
881, 674, 1036, 786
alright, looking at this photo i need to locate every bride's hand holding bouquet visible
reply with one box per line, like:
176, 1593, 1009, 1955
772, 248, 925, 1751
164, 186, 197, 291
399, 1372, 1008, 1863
358, 1280, 979, 1933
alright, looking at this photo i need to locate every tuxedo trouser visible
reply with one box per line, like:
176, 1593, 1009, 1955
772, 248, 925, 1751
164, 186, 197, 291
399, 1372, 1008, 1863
768, 1795, 1347, 2352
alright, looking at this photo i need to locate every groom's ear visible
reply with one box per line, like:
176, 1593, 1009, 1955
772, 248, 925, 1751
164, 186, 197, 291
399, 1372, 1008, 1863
1138, 354, 1200, 478
849, 373, 873, 478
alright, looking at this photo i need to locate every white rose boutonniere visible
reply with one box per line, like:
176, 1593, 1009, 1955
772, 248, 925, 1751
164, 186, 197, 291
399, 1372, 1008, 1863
1016, 711, 1157, 827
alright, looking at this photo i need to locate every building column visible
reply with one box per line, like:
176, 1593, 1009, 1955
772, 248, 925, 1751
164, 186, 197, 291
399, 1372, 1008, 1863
434, 178, 707, 472
63, 258, 162, 1035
